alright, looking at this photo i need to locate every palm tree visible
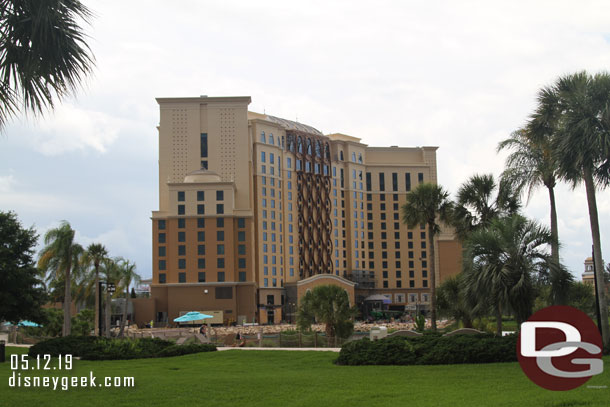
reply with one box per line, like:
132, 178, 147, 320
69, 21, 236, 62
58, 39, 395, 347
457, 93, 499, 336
81, 243, 108, 336
38, 221, 83, 336
117, 259, 140, 338
498, 125, 560, 267
462, 215, 556, 335
401, 183, 453, 331
436, 274, 473, 328
100, 257, 122, 337
550, 71, 610, 345
453, 174, 520, 240
0, 0, 95, 130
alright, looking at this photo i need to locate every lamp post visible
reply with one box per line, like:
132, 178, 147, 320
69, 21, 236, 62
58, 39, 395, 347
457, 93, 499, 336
98, 281, 116, 336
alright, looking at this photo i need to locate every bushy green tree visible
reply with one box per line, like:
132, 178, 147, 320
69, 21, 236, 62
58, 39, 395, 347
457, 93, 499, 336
0, 211, 46, 324
436, 274, 473, 328
71, 308, 94, 336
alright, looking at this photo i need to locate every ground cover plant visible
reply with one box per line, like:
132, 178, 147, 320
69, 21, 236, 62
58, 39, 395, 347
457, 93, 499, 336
336, 333, 518, 365
28, 336, 216, 360
2, 347, 609, 407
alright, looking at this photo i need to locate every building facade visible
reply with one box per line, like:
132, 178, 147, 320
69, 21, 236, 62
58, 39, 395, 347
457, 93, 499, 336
148, 96, 460, 325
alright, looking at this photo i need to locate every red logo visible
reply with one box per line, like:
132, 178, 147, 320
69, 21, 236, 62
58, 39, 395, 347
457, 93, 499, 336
517, 306, 603, 391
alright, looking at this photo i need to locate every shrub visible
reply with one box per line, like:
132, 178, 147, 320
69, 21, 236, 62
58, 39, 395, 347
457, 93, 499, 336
335, 333, 518, 366
29, 336, 217, 360
156, 343, 216, 357
28, 335, 99, 358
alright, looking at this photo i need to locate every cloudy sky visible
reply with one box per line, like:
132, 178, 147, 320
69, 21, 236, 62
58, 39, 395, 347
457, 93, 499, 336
2, 0, 610, 280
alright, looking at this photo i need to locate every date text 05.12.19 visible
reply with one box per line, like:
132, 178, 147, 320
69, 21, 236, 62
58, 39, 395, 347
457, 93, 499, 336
11, 354, 73, 371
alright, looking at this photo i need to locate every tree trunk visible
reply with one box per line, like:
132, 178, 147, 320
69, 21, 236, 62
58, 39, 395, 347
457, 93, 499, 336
105, 289, 111, 338
94, 266, 100, 336
583, 168, 610, 346
119, 288, 128, 338
495, 305, 502, 336
428, 223, 437, 331
63, 259, 72, 337
548, 185, 560, 268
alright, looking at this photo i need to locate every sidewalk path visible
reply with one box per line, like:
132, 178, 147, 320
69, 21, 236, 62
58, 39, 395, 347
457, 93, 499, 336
218, 347, 340, 352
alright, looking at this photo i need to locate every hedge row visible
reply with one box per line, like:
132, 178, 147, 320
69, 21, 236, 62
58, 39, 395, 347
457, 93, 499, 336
28, 336, 216, 360
335, 333, 518, 365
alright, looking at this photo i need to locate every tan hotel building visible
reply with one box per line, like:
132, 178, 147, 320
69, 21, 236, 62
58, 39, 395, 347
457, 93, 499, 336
148, 96, 461, 325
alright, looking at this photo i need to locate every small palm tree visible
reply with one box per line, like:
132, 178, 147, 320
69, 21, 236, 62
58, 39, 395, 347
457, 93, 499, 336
81, 243, 108, 336
297, 285, 356, 342
0, 0, 95, 130
117, 259, 140, 338
462, 215, 555, 335
436, 274, 473, 328
453, 174, 520, 240
550, 71, 610, 345
38, 221, 83, 336
100, 257, 122, 337
401, 183, 453, 331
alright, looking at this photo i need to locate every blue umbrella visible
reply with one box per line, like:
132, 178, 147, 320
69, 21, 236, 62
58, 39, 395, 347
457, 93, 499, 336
3, 321, 41, 327
173, 312, 213, 323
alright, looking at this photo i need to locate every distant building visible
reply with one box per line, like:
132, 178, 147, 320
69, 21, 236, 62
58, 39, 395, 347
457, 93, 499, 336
141, 95, 461, 326
582, 257, 595, 286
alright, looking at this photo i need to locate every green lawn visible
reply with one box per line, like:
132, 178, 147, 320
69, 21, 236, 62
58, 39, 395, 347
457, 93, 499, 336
1, 347, 609, 407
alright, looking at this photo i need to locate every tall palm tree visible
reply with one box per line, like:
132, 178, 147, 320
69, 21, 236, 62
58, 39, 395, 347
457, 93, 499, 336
401, 183, 453, 331
0, 0, 95, 130
462, 215, 554, 335
100, 257, 122, 338
38, 221, 83, 336
550, 71, 610, 345
117, 259, 140, 338
498, 125, 560, 266
452, 174, 520, 241
81, 243, 108, 336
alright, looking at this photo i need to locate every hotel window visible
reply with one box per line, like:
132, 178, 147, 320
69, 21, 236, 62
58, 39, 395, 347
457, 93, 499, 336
217, 231, 224, 241
262, 165, 266, 174
201, 133, 208, 158
270, 153, 274, 164
197, 191, 204, 201
261, 151, 266, 162
287, 157, 292, 169
177, 205, 185, 215
178, 191, 185, 201
405, 173, 411, 191
159, 273, 166, 283
177, 218, 185, 228
158, 233, 166, 243
178, 232, 185, 242
216, 204, 224, 214
239, 272, 246, 282
217, 258, 225, 268
216, 190, 224, 201
217, 271, 225, 282
383, 281, 388, 288
198, 272, 206, 282
197, 204, 205, 215
269, 134, 274, 145
358, 153, 363, 163
423, 270, 428, 278
423, 280, 428, 288
238, 218, 246, 228
238, 231, 246, 242
178, 259, 186, 269
418, 172, 424, 184
216, 218, 224, 228
178, 245, 186, 256
410, 280, 415, 288
261, 131, 266, 143
197, 218, 205, 228
195, 231, 205, 243
158, 260, 166, 270
352, 152, 356, 162
178, 273, 186, 283
392, 173, 398, 191
158, 220, 166, 230
379, 173, 385, 191
217, 244, 225, 255
158, 246, 166, 257
198, 245, 205, 255
264, 278, 269, 287
238, 258, 246, 269
201, 160, 208, 169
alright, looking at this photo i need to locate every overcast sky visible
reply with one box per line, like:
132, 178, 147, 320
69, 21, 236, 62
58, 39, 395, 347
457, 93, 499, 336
2, 0, 610, 280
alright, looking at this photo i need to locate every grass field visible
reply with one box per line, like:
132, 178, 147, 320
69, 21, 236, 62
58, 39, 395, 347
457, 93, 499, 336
1, 347, 609, 407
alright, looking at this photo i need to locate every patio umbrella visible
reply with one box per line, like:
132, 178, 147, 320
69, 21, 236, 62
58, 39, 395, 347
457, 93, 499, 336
173, 312, 213, 323
3, 321, 41, 327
